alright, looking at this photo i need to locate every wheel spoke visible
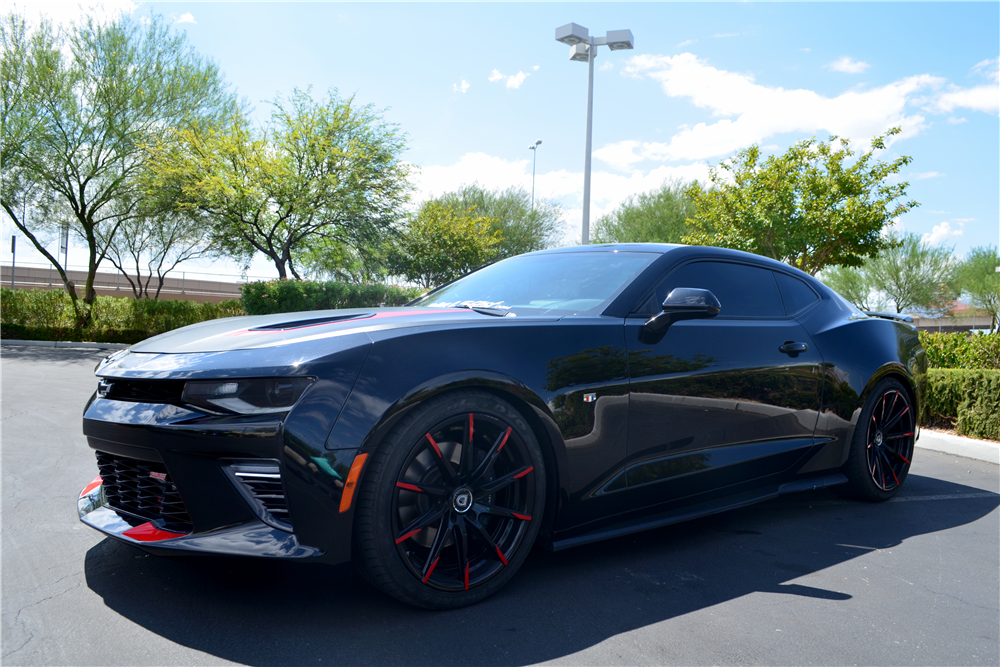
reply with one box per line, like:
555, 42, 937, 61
883, 431, 914, 441
877, 449, 900, 486
425, 433, 457, 483
882, 445, 911, 464
459, 413, 475, 478
395, 481, 449, 496
453, 517, 469, 590
476, 502, 531, 521
395, 505, 445, 544
470, 427, 512, 485
478, 465, 533, 495
882, 404, 911, 433
421, 514, 450, 583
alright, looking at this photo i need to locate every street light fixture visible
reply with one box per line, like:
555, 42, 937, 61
528, 140, 542, 212
555, 22, 634, 244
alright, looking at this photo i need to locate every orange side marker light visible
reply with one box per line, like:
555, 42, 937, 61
339, 453, 369, 513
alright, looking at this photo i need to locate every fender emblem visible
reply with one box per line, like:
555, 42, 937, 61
149, 472, 167, 481
583, 393, 597, 403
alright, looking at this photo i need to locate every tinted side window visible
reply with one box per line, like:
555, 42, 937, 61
637, 261, 784, 319
773, 271, 820, 316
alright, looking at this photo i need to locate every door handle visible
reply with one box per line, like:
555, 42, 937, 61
779, 341, 809, 357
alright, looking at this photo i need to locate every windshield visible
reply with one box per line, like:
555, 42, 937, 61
409, 251, 657, 316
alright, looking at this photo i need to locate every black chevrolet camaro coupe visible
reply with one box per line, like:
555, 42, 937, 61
79, 244, 925, 608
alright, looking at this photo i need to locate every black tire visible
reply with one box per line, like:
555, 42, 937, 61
354, 389, 545, 609
842, 377, 916, 501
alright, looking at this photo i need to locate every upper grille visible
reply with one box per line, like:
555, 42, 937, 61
95, 452, 193, 533
100, 379, 186, 404
224, 459, 293, 531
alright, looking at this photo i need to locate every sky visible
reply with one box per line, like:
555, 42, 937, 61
4, 1, 999, 281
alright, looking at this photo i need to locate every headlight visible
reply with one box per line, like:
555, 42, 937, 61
181, 378, 316, 415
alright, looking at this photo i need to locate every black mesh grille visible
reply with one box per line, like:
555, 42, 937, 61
228, 460, 293, 530
95, 452, 193, 533
102, 380, 186, 404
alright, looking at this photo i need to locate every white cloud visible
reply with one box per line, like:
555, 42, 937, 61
827, 56, 870, 74
676, 39, 696, 48
599, 61, 614, 72
488, 69, 530, 89
972, 57, 999, 82
911, 171, 942, 180
618, 53, 940, 162
533, 65, 540, 71
175, 12, 196, 24
947, 116, 968, 124
714, 32, 739, 38
800, 47, 811, 53
453, 79, 470, 94
411, 152, 712, 245
930, 84, 999, 114
923, 220, 966, 245
506, 71, 529, 89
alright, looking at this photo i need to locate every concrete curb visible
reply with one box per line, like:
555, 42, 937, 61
1, 339, 129, 351
917, 429, 999, 465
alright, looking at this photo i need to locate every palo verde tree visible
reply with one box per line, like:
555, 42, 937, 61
821, 232, 958, 315
0, 11, 235, 322
592, 179, 696, 244
146, 88, 411, 280
433, 183, 561, 260
387, 201, 502, 289
684, 128, 919, 275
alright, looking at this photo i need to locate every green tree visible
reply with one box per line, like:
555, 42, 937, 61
684, 128, 919, 275
592, 179, 695, 244
147, 88, 410, 280
820, 232, 957, 315
957, 245, 1000, 331
434, 184, 560, 259
1, 12, 235, 322
387, 201, 502, 289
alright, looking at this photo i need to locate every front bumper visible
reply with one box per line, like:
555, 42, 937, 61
78, 476, 322, 558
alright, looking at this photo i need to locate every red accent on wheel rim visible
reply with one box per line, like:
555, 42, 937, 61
395, 529, 422, 544
395, 482, 422, 493
512, 513, 532, 521
426, 433, 442, 457
422, 557, 440, 583
496, 427, 512, 452
495, 546, 508, 566
469, 413, 474, 445
513, 466, 533, 479
464, 563, 469, 591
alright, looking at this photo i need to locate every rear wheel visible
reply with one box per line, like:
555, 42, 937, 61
842, 377, 916, 501
354, 390, 545, 609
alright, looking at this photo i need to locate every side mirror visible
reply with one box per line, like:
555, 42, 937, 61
640, 288, 721, 342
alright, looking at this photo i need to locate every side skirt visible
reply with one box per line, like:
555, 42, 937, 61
549, 473, 848, 552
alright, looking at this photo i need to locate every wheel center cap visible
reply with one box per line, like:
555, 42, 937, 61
874, 431, 883, 446
452, 487, 474, 514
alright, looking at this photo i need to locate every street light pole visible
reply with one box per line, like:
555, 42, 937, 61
528, 140, 542, 212
555, 23, 634, 245
582, 37, 595, 244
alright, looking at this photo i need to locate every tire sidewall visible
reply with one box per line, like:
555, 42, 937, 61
846, 377, 913, 501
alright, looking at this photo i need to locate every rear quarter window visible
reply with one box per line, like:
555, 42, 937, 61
773, 271, 820, 316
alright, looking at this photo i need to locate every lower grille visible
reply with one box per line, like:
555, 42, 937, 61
95, 452, 193, 533
224, 459, 293, 531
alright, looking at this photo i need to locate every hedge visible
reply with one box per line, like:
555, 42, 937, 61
1, 288, 244, 345
923, 369, 1000, 440
918, 331, 1000, 370
241, 279, 424, 316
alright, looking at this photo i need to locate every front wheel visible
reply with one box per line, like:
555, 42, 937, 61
842, 377, 916, 501
353, 390, 545, 609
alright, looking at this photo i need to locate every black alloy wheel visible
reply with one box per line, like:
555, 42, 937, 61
354, 390, 545, 609
843, 377, 916, 501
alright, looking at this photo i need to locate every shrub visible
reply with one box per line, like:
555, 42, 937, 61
241, 280, 424, 316
922, 369, 1000, 440
919, 331, 1000, 370
0, 288, 244, 344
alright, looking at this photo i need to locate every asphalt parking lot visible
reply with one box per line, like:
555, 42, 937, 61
3, 346, 998, 666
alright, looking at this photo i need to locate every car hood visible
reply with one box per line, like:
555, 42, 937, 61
129, 307, 505, 354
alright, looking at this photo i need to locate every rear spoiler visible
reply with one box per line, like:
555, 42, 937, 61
865, 311, 913, 323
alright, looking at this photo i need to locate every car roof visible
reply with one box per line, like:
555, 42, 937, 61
529, 243, 683, 255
